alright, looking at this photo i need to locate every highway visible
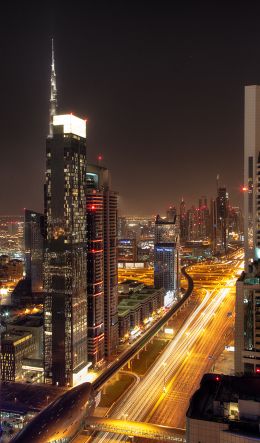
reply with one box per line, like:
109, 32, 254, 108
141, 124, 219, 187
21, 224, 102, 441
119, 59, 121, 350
88, 250, 243, 442
93, 267, 193, 391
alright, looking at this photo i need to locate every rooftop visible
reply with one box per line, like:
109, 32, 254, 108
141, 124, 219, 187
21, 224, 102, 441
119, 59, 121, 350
1, 330, 32, 344
0, 382, 67, 414
187, 373, 260, 438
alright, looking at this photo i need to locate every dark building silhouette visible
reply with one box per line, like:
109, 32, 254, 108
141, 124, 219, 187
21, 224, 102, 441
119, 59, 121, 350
24, 209, 45, 293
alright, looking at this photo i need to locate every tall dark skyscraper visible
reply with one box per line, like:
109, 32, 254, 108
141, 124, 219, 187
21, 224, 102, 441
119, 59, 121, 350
154, 215, 179, 306
44, 114, 88, 387
87, 164, 118, 359
24, 209, 45, 293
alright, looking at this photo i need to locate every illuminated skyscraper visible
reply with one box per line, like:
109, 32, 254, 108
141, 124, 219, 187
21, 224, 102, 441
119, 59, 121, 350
198, 196, 210, 240
87, 165, 118, 359
154, 215, 179, 306
86, 169, 105, 366
187, 206, 198, 240
216, 187, 229, 252
180, 198, 188, 243
44, 114, 88, 386
235, 85, 260, 374
243, 85, 260, 263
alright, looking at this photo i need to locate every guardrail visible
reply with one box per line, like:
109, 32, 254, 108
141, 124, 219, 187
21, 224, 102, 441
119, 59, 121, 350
93, 267, 194, 391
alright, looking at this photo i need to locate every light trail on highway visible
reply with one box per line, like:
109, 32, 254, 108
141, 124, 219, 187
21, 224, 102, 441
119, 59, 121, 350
90, 251, 243, 442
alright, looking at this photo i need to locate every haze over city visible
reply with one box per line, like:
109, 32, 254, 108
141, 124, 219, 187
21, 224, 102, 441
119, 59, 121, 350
3, 1, 260, 215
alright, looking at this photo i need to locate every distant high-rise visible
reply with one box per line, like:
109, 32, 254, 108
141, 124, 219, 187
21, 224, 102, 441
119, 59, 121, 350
180, 198, 188, 243
198, 196, 210, 240
87, 164, 118, 358
216, 187, 229, 252
166, 205, 177, 222
43, 114, 88, 386
210, 198, 217, 253
187, 206, 198, 241
24, 209, 45, 293
154, 215, 179, 304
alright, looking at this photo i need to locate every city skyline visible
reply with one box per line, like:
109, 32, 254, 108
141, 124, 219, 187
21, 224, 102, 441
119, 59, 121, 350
3, 1, 260, 215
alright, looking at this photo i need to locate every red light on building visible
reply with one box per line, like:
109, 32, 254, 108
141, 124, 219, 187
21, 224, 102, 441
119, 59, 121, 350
242, 186, 248, 192
98, 154, 103, 161
215, 376, 220, 381
256, 368, 260, 373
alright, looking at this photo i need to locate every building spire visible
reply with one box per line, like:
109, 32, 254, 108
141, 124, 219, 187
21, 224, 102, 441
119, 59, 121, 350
49, 38, 57, 136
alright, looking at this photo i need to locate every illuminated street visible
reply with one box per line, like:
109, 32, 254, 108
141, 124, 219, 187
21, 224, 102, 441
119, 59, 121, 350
87, 251, 243, 442
118, 267, 154, 287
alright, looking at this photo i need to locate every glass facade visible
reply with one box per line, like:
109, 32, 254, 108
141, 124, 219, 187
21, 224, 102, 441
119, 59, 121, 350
87, 165, 119, 358
44, 119, 88, 386
86, 187, 105, 366
154, 215, 179, 295
24, 209, 45, 293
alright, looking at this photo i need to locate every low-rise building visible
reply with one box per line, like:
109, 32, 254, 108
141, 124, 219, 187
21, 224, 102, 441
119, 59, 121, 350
6, 314, 43, 359
118, 279, 145, 295
186, 373, 260, 443
118, 287, 164, 340
0, 330, 35, 381
118, 307, 131, 341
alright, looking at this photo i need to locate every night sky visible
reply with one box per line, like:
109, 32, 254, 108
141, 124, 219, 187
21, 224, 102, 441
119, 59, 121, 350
1, 1, 260, 216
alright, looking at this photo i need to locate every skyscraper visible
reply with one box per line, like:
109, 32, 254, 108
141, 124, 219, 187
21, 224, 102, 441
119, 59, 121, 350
235, 85, 260, 374
49, 39, 57, 137
43, 114, 88, 387
198, 196, 210, 240
244, 85, 260, 263
187, 206, 198, 241
216, 187, 229, 252
166, 205, 177, 222
86, 169, 105, 366
154, 215, 179, 306
24, 209, 45, 293
180, 198, 188, 244
87, 165, 118, 358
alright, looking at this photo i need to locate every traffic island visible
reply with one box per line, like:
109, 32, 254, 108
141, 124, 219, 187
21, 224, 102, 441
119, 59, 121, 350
99, 372, 135, 408
128, 338, 170, 376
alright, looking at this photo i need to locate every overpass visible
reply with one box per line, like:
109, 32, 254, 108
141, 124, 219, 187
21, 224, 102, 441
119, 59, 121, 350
84, 417, 186, 441
93, 267, 194, 390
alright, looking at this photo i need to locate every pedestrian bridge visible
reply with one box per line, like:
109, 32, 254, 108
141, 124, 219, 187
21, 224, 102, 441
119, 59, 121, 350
85, 416, 186, 441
